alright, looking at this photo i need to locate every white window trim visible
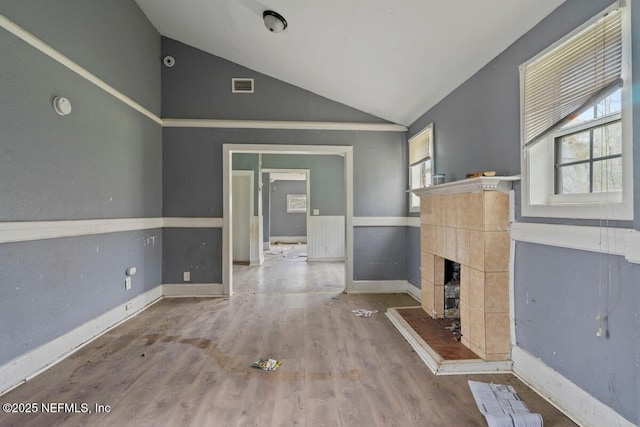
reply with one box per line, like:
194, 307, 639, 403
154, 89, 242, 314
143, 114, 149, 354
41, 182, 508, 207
409, 123, 434, 213
286, 194, 307, 213
520, 2, 633, 220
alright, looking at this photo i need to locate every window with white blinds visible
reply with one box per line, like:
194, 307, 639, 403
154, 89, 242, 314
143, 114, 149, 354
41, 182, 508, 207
408, 124, 434, 212
523, 8, 623, 148
520, 2, 633, 220
409, 125, 432, 166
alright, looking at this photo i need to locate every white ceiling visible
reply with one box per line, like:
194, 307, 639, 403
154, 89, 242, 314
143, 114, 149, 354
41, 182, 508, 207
135, 0, 565, 126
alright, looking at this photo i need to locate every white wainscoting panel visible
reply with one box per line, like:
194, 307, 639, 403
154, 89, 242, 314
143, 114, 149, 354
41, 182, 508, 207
250, 216, 263, 266
307, 216, 345, 261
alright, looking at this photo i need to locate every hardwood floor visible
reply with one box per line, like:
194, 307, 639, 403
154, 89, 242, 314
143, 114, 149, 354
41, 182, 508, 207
233, 244, 345, 294
0, 292, 576, 427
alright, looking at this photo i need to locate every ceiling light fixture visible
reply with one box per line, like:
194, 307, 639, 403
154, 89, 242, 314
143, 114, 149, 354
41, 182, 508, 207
263, 10, 287, 33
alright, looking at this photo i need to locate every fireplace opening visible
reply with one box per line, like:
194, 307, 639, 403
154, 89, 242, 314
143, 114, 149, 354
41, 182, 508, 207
444, 259, 460, 319
443, 259, 461, 340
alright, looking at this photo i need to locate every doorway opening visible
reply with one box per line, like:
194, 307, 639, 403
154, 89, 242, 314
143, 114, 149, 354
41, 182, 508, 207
263, 169, 310, 250
224, 144, 353, 296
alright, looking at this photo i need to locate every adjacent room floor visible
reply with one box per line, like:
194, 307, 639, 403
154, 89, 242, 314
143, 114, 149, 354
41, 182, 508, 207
0, 290, 576, 426
233, 244, 345, 294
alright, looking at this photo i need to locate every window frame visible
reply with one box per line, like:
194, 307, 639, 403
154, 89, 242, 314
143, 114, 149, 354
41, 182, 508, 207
520, 2, 633, 220
409, 123, 434, 213
286, 194, 307, 213
553, 109, 622, 196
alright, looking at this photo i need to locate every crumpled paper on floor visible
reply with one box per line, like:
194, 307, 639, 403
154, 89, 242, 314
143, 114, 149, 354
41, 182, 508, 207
351, 308, 379, 317
251, 358, 282, 371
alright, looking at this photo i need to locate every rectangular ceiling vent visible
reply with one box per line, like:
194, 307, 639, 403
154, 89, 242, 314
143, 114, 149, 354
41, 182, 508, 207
232, 78, 254, 93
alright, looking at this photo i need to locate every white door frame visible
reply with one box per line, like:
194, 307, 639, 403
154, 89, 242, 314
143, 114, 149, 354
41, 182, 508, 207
223, 144, 353, 295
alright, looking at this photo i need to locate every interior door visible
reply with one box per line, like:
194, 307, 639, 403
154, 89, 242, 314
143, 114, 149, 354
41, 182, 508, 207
232, 172, 252, 262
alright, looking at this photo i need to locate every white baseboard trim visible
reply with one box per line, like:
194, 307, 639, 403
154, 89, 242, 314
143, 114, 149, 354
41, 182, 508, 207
405, 282, 421, 302
0, 285, 163, 396
348, 280, 409, 293
162, 283, 224, 297
307, 258, 344, 262
512, 346, 635, 427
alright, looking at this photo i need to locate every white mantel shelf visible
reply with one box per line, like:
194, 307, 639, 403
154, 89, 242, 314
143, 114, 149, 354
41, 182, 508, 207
412, 176, 521, 197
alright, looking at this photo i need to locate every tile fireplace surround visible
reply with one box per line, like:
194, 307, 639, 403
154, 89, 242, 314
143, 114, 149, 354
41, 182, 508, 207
413, 176, 519, 361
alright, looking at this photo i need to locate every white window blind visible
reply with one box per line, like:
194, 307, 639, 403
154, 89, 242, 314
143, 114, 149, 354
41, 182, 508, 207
523, 8, 623, 148
409, 125, 432, 165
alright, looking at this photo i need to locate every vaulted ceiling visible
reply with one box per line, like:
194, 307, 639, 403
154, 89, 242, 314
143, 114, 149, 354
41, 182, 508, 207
135, 0, 566, 126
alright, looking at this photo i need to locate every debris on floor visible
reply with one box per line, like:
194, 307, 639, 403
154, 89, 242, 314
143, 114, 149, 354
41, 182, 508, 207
351, 308, 379, 317
265, 246, 291, 256
444, 320, 462, 341
468, 380, 542, 427
331, 295, 340, 300
251, 358, 282, 371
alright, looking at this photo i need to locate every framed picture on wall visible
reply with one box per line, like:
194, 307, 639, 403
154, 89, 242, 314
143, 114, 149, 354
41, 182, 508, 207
286, 194, 307, 213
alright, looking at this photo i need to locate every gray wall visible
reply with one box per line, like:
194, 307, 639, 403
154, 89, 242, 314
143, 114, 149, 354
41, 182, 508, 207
407, 0, 640, 422
0, 0, 160, 114
161, 37, 386, 123
406, 227, 421, 288
354, 227, 407, 281
515, 242, 639, 423
263, 154, 345, 216
163, 130, 221, 217
409, 0, 627, 183
0, 28, 161, 221
0, 0, 162, 366
0, 230, 162, 365
270, 180, 307, 238
161, 38, 409, 284
162, 228, 222, 284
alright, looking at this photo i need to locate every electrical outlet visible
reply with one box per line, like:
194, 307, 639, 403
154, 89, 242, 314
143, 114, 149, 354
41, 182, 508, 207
125, 302, 133, 311
183, 271, 191, 282
313, 209, 320, 215
125, 276, 132, 290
